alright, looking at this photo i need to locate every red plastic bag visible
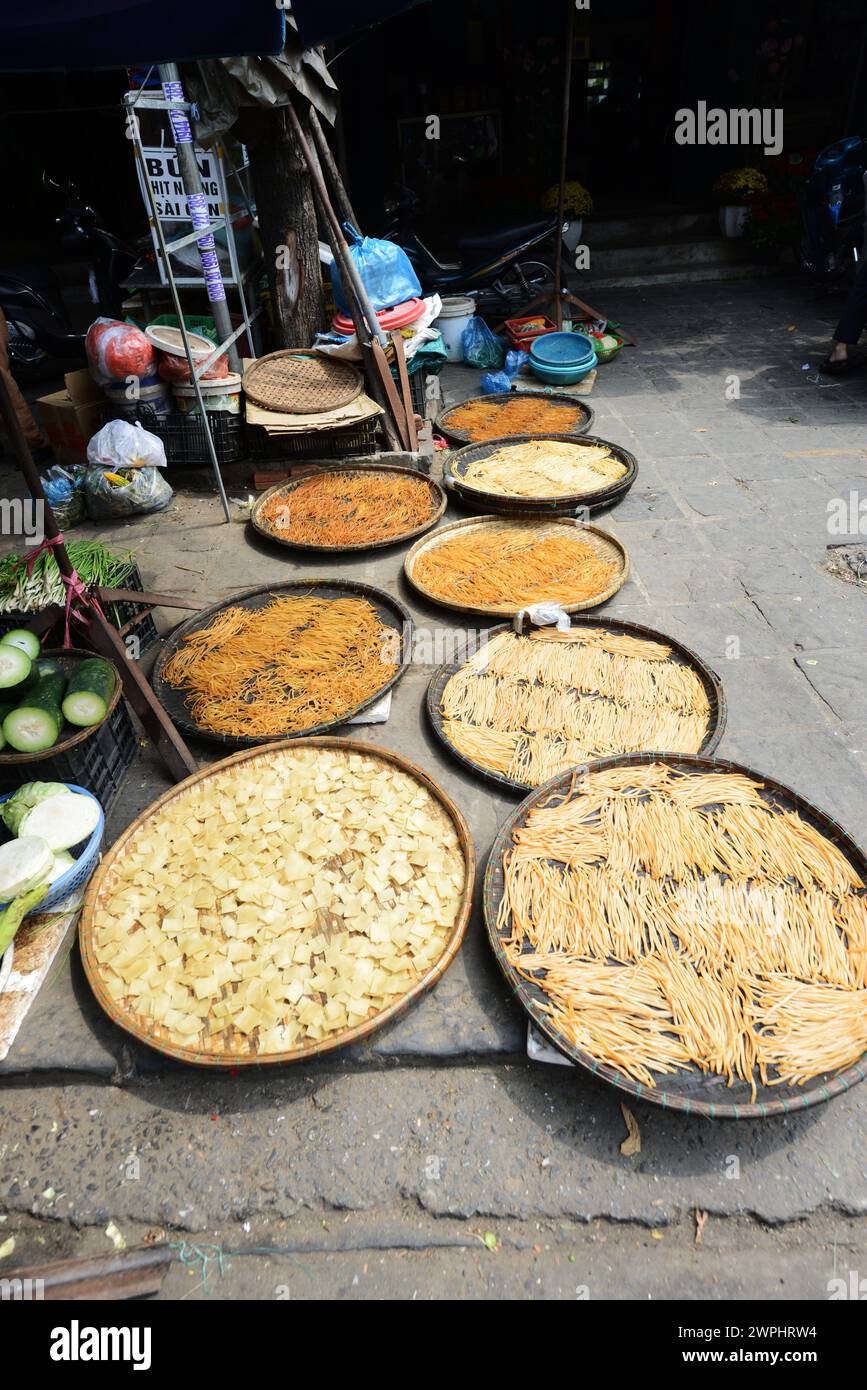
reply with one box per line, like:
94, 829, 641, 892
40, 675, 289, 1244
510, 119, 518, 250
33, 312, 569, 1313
157, 350, 228, 383
86, 318, 156, 384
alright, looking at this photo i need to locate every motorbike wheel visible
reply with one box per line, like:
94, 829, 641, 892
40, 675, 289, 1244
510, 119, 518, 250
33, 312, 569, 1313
476, 259, 556, 313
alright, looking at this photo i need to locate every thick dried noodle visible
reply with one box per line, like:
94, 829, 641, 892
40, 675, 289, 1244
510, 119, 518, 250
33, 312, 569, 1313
497, 762, 867, 1096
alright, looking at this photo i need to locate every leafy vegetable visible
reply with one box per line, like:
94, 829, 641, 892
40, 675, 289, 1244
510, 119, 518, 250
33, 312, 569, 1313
0, 880, 50, 958
1, 783, 70, 837
0, 542, 136, 616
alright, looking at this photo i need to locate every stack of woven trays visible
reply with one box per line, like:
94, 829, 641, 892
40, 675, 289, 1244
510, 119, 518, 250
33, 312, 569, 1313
243, 350, 383, 459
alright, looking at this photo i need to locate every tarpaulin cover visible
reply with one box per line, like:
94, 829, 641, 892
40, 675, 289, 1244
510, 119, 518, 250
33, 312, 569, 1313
0, 1, 285, 72
292, 0, 431, 47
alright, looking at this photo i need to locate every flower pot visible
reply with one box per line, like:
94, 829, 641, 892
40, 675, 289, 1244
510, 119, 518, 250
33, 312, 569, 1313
719, 205, 748, 239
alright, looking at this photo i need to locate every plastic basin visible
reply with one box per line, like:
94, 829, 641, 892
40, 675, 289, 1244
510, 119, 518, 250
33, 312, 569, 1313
0, 784, 104, 915
530, 351, 598, 385
529, 331, 595, 367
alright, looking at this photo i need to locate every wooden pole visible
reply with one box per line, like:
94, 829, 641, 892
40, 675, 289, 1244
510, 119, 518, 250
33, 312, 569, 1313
284, 98, 409, 452
0, 373, 197, 782
554, 0, 576, 330
307, 108, 360, 230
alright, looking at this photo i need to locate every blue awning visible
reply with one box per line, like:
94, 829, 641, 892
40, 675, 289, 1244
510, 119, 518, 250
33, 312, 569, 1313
0, 1, 285, 71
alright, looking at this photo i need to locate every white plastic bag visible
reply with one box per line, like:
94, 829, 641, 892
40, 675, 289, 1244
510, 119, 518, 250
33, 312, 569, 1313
513, 603, 572, 633
86, 420, 167, 470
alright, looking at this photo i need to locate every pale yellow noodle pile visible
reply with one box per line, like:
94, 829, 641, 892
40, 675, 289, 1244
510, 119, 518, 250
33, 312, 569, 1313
460, 439, 628, 499
441, 628, 711, 785
497, 762, 867, 1095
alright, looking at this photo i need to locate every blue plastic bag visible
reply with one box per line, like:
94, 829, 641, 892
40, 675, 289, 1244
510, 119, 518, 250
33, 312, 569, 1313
330, 223, 422, 313
480, 370, 513, 394
504, 349, 530, 378
461, 317, 505, 369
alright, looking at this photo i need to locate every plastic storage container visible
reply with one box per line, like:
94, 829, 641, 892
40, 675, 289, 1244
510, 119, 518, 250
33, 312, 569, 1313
434, 296, 476, 362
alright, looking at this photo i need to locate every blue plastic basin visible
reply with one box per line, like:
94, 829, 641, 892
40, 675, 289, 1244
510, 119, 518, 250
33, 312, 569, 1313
530, 351, 598, 385
529, 331, 595, 367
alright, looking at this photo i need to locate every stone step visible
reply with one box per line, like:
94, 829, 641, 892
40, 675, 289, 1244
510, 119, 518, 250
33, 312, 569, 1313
582, 259, 787, 290
587, 235, 739, 274
588, 209, 717, 247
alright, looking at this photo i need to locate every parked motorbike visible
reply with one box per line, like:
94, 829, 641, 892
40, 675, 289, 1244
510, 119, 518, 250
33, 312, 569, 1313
381, 185, 571, 312
800, 136, 866, 279
0, 174, 136, 373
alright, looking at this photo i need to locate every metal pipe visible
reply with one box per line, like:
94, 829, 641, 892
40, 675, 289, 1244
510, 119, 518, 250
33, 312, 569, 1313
553, 1, 576, 330
158, 62, 240, 373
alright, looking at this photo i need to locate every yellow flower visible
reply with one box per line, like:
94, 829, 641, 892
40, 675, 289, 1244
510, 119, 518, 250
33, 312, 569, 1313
713, 167, 769, 199
542, 181, 593, 217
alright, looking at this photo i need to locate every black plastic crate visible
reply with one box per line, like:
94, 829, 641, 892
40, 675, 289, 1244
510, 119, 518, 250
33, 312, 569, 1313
247, 416, 381, 461
138, 405, 247, 466
0, 562, 159, 657
0, 697, 137, 811
409, 370, 427, 416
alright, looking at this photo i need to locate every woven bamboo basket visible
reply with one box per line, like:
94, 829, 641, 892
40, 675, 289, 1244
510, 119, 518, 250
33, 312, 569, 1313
443, 433, 638, 517
79, 737, 475, 1067
151, 579, 414, 748
426, 616, 727, 794
250, 465, 447, 553
403, 515, 629, 617
436, 391, 594, 446
485, 751, 867, 1119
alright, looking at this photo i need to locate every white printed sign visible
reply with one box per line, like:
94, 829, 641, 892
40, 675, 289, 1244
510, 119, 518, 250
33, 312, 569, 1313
141, 146, 222, 220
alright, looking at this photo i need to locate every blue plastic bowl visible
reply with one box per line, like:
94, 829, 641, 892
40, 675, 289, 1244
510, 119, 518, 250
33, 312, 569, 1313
0, 783, 104, 914
529, 331, 595, 367
530, 351, 598, 385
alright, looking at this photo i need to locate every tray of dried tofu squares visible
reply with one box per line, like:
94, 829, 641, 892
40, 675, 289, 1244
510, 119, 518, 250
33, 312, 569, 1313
79, 739, 475, 1065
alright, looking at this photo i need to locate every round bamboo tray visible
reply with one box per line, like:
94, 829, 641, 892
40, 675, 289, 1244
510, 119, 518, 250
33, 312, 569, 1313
243, 350, 362, 413
426, 616, 726, 794
436, 391, 594, 446
485, 751, 867, 1119
403, 515, 629, 617
79, 737, 475, 1068
250, 465, 447, 553
443, 433, 638, 517
0, 647, 122, 767
151, 579, 413, 748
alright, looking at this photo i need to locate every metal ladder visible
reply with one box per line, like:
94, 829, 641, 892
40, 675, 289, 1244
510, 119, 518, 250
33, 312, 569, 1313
124, 68, 257, 521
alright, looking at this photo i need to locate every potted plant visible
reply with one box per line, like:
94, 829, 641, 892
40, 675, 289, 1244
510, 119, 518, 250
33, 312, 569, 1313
743, 193, 798, 261
542, 181, 593, 253
712, 167, 769, 238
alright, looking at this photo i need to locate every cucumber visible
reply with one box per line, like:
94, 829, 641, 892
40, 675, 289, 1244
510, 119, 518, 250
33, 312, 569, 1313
0, 644, 33, 692
0, 628, 40, 661
2, 670, 65, 753
36, 657, 64, 677
0, 702, 15, 753
61, 658, 114, 728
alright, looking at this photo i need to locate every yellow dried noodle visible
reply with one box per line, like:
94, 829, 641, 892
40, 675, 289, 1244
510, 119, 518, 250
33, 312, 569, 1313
497, 762, 867, 1096
161, 594, 396, 736
440, 628, 710, 784
459, 439, 628, 499
411, 525, 619, 609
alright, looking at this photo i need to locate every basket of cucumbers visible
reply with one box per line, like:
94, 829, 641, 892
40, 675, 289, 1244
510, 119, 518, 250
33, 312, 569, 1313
0, 636, 136, 808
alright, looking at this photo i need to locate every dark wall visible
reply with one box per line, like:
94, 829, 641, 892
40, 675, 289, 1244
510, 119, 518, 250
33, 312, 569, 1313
334, 0, 867, 224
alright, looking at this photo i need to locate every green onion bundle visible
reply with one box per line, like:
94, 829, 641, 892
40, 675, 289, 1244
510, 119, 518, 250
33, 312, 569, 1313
0, 542, 137, 615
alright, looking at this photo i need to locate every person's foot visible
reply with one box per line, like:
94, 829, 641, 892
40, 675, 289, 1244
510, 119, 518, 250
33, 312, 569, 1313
820, 342, 860, 375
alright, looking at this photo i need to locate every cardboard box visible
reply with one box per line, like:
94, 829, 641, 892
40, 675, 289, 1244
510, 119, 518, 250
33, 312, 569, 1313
36, 369, 104, 467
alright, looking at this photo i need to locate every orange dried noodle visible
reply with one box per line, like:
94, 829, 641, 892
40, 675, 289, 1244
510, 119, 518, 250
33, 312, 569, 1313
162, 595, 396, 736
412, 525, 618, 607
447, 395, 586, 441
259, 471, 436, 547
